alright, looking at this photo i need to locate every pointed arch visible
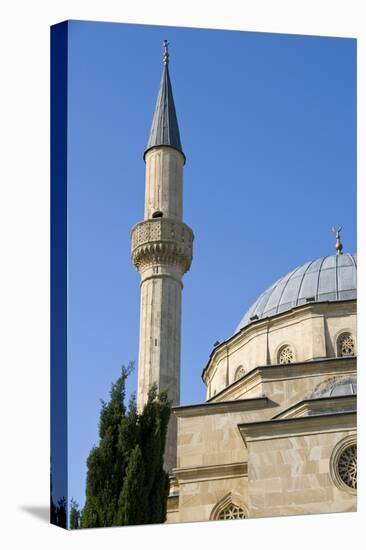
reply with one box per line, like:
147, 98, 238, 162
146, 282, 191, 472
210, 492, 249, 521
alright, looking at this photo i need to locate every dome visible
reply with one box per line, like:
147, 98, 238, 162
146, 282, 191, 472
236, 253, 357, 333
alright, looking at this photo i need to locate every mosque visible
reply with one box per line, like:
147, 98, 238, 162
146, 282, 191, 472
130, 41, 357, 523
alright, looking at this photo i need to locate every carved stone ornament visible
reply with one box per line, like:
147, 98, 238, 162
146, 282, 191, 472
338, 444, 357, 490
131, 217, 193, 273
218, 504, 246, 520
330, 436, 357, 494
279, 345, 294, 364
338, 333, 355, 357
209, 492, 248, 521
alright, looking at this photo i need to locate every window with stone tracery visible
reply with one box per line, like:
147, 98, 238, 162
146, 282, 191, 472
210, 493, 249, 521
330, 437, 357, 494
337, 444, 357, 490
337, 333, 355, 357
278, 345, 294, 364
218, 504, 246, 520
234, 365, 245, 381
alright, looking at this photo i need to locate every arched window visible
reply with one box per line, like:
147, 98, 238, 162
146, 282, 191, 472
218, 504, 246, 520
337, 333, 355, 357
210, 493, 248, 521
278, 345, 294, 364
234, 365, 245, 381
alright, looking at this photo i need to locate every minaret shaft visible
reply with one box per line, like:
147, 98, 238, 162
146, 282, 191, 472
131, 148, 193, 473
137, 263, 182, 411
144, 148, 183, 220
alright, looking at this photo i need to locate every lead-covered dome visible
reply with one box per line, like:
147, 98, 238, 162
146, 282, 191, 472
236, 253, 357, 333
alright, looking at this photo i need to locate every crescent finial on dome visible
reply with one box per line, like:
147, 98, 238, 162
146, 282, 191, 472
332, 226, 343, 255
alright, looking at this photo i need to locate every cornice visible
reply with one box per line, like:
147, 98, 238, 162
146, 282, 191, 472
207, 356, 356, 404
238, 411, 356, 447
172, 396, 271, 418
173, 461, 248, 484
272, 394, 357, 420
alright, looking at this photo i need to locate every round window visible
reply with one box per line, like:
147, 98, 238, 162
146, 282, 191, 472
330, 437, 357, 494
278, 345, 294, 364
337, 444, 357, 490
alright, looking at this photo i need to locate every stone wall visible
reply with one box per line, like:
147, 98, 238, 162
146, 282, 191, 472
248, 429, 356, 517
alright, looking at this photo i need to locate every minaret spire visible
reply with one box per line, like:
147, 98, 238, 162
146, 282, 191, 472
145, 40, 184, 160
131, 43, 193, 472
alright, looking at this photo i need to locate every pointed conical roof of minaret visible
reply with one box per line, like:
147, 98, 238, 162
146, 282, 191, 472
144, 40, 184, 161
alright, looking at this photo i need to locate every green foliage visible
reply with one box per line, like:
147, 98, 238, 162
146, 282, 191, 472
81, 364, 131, 528
148, 468, 170, 524
118, 445, 146, 525
80, 363, 171, 528
50, 496, 66, 528
50, 472, 67, 528
69, 498, 80, 529
139, 385, 171, 523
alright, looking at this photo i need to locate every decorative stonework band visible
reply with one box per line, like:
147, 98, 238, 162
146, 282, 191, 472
131, 218, 193, 272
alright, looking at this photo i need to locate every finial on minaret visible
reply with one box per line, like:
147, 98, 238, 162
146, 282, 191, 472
332, 226, 343, 255
163, 39, 169, 66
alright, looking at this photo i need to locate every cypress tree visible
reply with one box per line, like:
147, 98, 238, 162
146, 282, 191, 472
80, 365, 171, 528
117, 393, 139, 466
118, 445, 147, 525
50, 494, 67, 528
148, 467, 170, 524
50, 472, 67, 528
139, 385, 171, 523
50, 473, 58, 526
69, 498, 80, 529
56, 497, 67, 529
81, 363, 133, 528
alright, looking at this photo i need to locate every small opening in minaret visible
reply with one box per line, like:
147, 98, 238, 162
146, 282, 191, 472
152, 210, 163, 218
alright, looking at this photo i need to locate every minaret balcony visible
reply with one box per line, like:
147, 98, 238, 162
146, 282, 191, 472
131, 218, 193, 274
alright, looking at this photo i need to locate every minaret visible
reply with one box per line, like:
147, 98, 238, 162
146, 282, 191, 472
131, 41, 193, 472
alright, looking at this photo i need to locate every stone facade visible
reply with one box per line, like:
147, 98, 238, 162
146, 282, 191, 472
167, 299, 357, 523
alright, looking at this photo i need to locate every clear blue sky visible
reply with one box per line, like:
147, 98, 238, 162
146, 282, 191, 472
65, 20, 356, 509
